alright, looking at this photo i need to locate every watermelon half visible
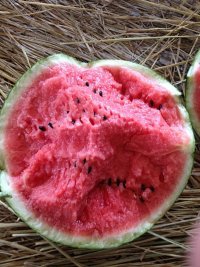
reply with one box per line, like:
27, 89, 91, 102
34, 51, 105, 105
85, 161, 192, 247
0, 54, 194, 249
186, 50, 200, 135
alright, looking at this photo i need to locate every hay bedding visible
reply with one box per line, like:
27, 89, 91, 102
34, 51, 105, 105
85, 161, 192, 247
0, 0, 200, 266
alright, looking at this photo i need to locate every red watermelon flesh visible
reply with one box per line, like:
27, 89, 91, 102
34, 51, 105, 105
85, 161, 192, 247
190, 67, 200, 121
186, 50, 200, 136
4, 62, 192, 238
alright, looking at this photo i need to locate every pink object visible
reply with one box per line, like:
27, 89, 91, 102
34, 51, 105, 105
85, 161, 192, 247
5, 63, 189, 237
192, 67, 200, 121
187, 221, 200, 267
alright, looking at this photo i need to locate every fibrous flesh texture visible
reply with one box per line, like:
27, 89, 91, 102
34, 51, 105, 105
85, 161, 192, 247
4, 61, 192, 238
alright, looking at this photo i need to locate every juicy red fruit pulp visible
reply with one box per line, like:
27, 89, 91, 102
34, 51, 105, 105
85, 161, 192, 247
5, 63, 189, 237
192, 67, 200, 121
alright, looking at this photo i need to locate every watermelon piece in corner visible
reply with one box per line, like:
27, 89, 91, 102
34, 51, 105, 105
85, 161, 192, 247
0, 54, 195, 249
186, 50, 200, 136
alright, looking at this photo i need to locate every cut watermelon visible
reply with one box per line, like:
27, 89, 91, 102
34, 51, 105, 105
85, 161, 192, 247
0, 54, 194, 248
186, 50, 200, 135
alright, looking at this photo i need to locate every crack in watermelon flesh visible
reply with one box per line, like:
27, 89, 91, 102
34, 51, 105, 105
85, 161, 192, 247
5, 63, 190, 237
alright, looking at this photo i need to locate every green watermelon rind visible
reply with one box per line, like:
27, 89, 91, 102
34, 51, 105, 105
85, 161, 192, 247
0, 54, 195, 249
186, 50, 200, 135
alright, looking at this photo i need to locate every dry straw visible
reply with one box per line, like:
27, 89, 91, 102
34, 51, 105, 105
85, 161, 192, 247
0, 0, 200, 266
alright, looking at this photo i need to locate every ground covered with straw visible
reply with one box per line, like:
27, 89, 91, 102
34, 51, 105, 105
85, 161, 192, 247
0, 1, 200, 266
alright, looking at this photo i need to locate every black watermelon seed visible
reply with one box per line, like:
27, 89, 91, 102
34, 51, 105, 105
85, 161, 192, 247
76, 98, 80, 104
67, 110, 70, 114
149, 100, 154, 107
99, 91, 103, 97
116, 178, 120, 187
103, 115, 107, 121
141, 184, 146, 191
72, 119, 76, 125
123, 180, 126, 188
93, 89, 97, 94
48, 122, 53, 128
108, 178, 112, 186
83, 109, 86, 113
87, 166, 92, 174
39, 126, 46, 131
158, 104, 162, 110
74, 161, 77, 167
150, 185, 155, 192
85, 82, 89, 87
83, 158, 87, 164
139, 196, 145, 203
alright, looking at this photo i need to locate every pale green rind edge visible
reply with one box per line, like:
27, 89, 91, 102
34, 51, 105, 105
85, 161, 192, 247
186, 50, 200, 136
91, 60, 195, 153
90, 59, 181, 97
0, 54, 195, 249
